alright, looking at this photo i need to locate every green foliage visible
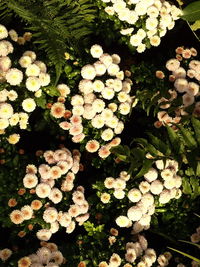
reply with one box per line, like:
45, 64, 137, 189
0, 0, 96, 82
83, 221, 106, 240
182, 1, 200, 22
168, 247, 200, 263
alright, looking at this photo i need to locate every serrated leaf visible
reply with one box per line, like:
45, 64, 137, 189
177, 124, 197, 150
148, 133, 171, 155
166, 124, 184, 154
182, 1, 200, 22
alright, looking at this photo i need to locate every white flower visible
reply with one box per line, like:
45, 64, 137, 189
23, 50, 36, 61
130, 34, 142, 47
26, 77, 41, 92
106, 116, 119, 128
174, 78, 188, 93
114, 121, 124, 134
118, 91, 129, 102
144, 168, 158, 182
113, 1, 126, 12
22, 98, 36, 112
9, 113, 19, 126
101, 128, 114, 141
43, 207, 58, 223
116, 216, 131, 227
21, 205, 33, 220
0, 103, 13, 119
92, 99, 105, 113
36, 183, 51, 198
135, 2, 148, 15
147, 6, 159, 17
159, 189, 171, 204
71, 95, 84, 106
99, 53, 113, 67
91, 115, 105, 129
100, 192, 111, 203
127, 206, 143, 221
0, 56, 11, 72
36, 229, 52, 241
94, 61, 107, 76
150, 180, 163, 195
101, 87, 115, 100
6, 68, 23, 85
150, 35, 161, 46
39, 73, 50, 86
0, 24, 8, 39
137, 43, 146, 53
113, 189, 125, 199
119, 102, 131, 115
128, 189, 142, 202
90, 44, 103, 58
81, 64, 96, 80
166, 58, 180, 71
155, 160, 164, 170
9, 29, 18, 41
19, 56, 32, 68
107, 63, 120, 76
139, 181, 150, 194
112, 54, 121, 64
93, 80, 105, 92
49, 188, 63, 204
146, 18, 158, 30
7, 133, 20, 144
34, 60, 47, 73
105, 6, 115, 15
127, 10, 138, 24
7, 90, 18, 101
186, 82, 199, 96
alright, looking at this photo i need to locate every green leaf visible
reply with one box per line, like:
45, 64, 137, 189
191, 19, 200, 30
177, 125, 197, 150
191, 117, 200, 146
35, 94, 47, 109
182, 1, 200, 22
182, 177, 192, 194
165, 124, 184, 154
134, 159, 153, 179
147, 133, 171, 155
168, 247, 200, 263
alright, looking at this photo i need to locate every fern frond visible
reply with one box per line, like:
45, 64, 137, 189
0, 0, 96, 83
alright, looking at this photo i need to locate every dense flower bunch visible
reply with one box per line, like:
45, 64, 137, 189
9, 147, 90, 241
52, 44, 135, 158
99, 0, 181, 53
100, 159, 182, 233
98, 234, 173, 267
0, 24, 50, 144
18, 242, 64, 267
155, 47, 200, 127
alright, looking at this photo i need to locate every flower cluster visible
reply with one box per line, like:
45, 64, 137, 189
101, 159, 182, 233
0, 24, 50, 143
53, 44, 135, 158
18, 242, 64, 267
98, 234, 158, 267
155, 47, 200, 128
9, 147, 89, 241
100, 0, 181, 53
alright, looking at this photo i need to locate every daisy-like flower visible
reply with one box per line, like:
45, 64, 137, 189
31, 199, 42, 210
0, 24, 8, 39
81, 64, 96, 80
23, 173, 38, 188
90, 44, 103, 58
50, 102, 65, 118
6, 68, 23, 85
128, 188, 142, 202
100, 192, 111, 203
7, 133, 20, 144
85, 140, 100, 152
0, 249, 12, 261
19, 56, 32, 68
0, 56, 11, 72
26, 63, 40, 77
26, 77, 41, 92
22, 98, 36, 112
101, 128, 114, 141
36, 183, 51, 198
21, 205, 33, 220
98, 145, 111, 158
18, 257, 31, 267
101, 87, 115, 100
10, 210, 24, 224
0, 103, 13, 119
43, 207, 58, 223
36, 229, 52, 241
48, 188, 63, 204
